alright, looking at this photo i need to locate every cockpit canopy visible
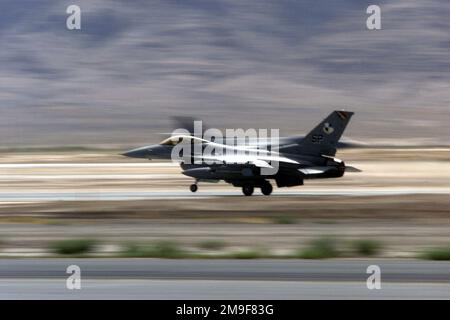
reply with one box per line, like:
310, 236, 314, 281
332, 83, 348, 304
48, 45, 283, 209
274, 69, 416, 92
159, 135, 208, 146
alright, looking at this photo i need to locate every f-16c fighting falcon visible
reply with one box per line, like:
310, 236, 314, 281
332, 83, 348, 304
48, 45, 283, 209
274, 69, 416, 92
123, 111, 357, 196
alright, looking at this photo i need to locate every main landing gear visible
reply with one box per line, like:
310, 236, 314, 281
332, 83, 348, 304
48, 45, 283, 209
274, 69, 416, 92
261, 182, 273, 196
241, 182, 273, 196
242, 184, 254, 196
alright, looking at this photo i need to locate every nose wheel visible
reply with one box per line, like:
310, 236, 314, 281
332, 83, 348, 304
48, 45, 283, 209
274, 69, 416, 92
189, 183, 198, 193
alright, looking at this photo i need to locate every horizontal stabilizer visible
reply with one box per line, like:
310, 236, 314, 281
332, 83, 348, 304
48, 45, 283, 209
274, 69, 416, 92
345, 166, 362, 172
298, 168, 326, 175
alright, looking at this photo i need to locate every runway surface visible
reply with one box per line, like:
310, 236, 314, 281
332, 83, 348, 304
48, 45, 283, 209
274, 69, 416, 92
1, 188, 450, 202
1, 159, 450, 202
0, 259, 448, 299
0, 159, 450, 203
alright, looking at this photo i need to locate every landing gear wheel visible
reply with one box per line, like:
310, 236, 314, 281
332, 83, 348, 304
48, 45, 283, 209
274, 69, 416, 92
261, 182, 273, 196
189, 184, 198, 192
242, 184, 254, 196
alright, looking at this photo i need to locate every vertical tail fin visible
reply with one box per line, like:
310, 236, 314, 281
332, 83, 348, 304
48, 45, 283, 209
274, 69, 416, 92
301, 110, 354, 156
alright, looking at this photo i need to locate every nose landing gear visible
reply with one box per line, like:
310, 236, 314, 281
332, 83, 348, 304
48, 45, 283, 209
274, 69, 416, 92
189, 183, 198, 192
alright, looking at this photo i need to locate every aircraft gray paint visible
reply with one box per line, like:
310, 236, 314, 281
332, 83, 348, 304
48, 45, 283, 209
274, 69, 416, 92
123, 111, 357, 196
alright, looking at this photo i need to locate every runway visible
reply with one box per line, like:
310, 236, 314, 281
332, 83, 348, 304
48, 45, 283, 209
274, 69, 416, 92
1, 188, 450, 202
0, 259, 448, 299
1, 158, 450, 202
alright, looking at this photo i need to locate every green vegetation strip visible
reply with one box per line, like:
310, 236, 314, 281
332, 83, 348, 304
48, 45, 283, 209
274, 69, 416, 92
43, 237, 446, 260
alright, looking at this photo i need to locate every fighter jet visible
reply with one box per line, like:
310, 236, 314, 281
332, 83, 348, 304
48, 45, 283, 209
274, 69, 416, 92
123, 110, 357, 196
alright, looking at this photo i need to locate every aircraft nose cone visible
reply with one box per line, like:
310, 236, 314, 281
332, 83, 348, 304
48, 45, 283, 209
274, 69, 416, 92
121, 146, 150, 158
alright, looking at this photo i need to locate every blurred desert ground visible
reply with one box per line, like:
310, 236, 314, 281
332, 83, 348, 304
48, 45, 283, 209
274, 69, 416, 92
0, 147, 449, 258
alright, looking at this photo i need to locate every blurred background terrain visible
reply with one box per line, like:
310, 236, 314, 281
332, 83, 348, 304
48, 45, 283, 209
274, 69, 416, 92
1, 0, 450, 147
